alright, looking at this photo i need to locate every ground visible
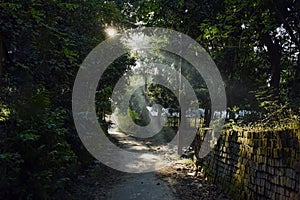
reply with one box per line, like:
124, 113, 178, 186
69, 126, 232, 200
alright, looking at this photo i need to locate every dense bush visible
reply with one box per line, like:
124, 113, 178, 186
0, 1, 125, 198
0, 108, 78, 199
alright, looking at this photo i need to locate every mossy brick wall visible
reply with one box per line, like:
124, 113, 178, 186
202, 127, 300, 200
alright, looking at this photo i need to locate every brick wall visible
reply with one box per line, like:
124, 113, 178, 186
199, 126, 300, 200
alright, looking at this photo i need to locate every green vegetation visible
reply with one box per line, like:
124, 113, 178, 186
0, 1, 124, 198
1, 0, 299, 199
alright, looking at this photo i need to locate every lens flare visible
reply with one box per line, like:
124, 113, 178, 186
105, 27, 117, 37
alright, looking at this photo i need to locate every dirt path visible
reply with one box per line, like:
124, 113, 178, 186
157, 160, 232, 200
70, 127, 232, 200
106, 173, 175, 200
100, 127, 177, 199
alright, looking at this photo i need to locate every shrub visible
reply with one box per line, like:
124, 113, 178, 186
0, 108, 78, 199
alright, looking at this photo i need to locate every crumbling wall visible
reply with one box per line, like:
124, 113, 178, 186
201, 127, 300, 200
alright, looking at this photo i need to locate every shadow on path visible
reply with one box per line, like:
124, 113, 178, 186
70, 126, 232, 200
106, 173, 175, 200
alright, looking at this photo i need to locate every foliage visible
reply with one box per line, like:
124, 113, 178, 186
0, 0, 126, 198
1, 0, 300, 198
225, 87, 300, 131
0, 108, 78, 199
116, 0, 300, 127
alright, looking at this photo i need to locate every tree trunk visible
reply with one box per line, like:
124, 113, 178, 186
204, 107, 211, 127
156, 104, 162, 127
262, 33, 281, 92
295, 53, 300, 87
0, 32, 3, 84
291, 52, 300, 100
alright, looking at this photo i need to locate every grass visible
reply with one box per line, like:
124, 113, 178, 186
177, 158, 194, 165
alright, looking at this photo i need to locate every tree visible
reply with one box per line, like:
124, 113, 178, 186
0, 0, 126, 198
197, 0, 300, 118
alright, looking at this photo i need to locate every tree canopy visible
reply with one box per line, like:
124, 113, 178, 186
1, 0, 299, 198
